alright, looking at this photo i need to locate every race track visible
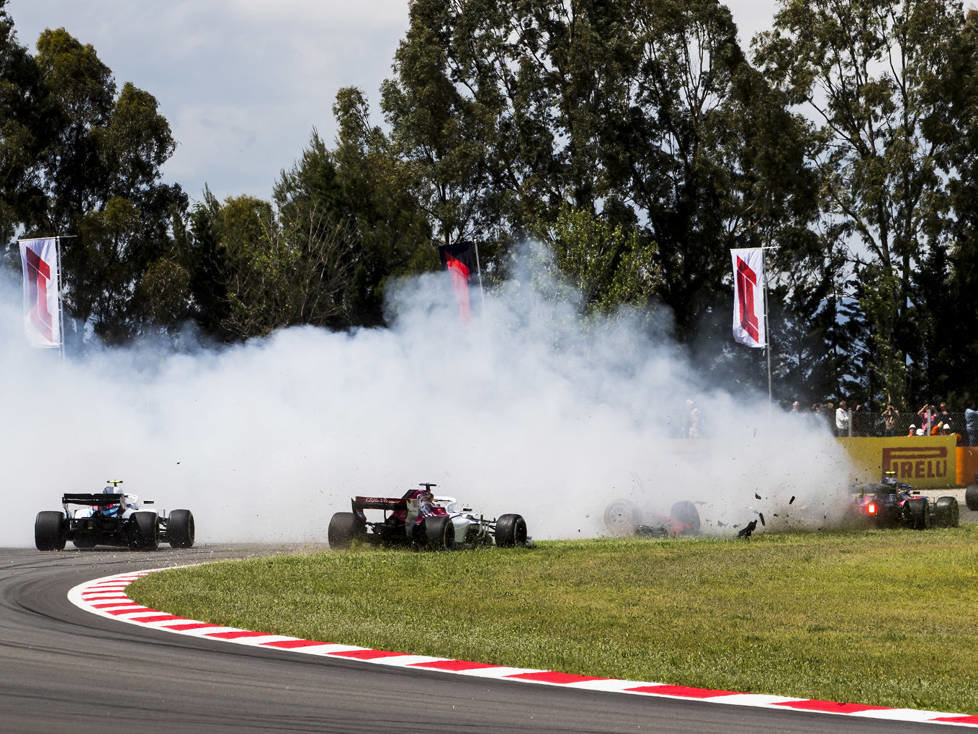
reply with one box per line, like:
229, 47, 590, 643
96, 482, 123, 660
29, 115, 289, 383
0, 545, 958, 733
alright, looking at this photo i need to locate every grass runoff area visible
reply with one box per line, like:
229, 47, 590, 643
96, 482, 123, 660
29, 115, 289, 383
130, 529, 978, 714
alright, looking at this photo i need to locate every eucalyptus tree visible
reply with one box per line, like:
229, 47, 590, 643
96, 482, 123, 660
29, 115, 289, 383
753, 0, 964, 407
383, 1, 819, 347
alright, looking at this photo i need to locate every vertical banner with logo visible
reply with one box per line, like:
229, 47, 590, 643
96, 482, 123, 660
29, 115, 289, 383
19, 237, 63, 349
438, 241, 478, 323
730, 247, 766, 348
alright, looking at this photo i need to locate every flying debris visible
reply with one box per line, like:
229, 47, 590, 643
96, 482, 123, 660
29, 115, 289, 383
754, 492, 762, 500
737, 520, 758, 539
789, 496, 796, 504
758, 512, 765, 526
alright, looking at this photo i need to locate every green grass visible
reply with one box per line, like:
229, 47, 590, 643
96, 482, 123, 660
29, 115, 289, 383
129, 529, 978, 713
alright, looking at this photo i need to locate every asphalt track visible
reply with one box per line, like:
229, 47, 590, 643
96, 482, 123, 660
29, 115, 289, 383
0, 544, 964, 734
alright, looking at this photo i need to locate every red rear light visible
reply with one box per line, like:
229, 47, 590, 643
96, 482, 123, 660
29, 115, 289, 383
867, 502, 877, 515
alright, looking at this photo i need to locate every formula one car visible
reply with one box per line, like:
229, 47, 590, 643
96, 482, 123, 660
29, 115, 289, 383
328, 483, 529, 550
34, 481, 195, 551
852, 473, 959, 529
603, 498, 701, 537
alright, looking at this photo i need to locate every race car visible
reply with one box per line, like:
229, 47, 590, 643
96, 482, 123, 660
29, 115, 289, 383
327, 482, 530, 550
603, 498, 701, 537
851, 473, 959, 529
34, 480, 196, 551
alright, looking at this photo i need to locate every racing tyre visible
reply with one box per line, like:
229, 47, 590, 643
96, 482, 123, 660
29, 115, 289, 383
669, 501, 701, 535
495, 513, 528, 547
422, 515, 455, 550
904, 498, 929, 530
603, 499, 640, 536
35, 511, 67, 551
130, 512, 159, 550
965, 484, 978, 511
328, 512, 365, 550
935, 496, 960, 528
167, 509, 195, 548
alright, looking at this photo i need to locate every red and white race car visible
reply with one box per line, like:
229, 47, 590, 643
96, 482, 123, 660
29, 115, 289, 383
327, 483, 529, 550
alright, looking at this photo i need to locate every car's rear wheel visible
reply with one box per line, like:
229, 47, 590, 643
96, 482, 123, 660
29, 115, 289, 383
130, 512, 159, 550
935, 496, 959, 528
603, 499, 640, 536
965, 483, 978, 511
422, 515, 455, 550
35, 511, 66, 551
328, 512, 365, 550
904, 498, 929, 530
495, 513, 527, 547
669, 501, 701, 535
167, 509, 195, 548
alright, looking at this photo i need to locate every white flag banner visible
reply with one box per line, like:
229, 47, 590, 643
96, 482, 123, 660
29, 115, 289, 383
731, 247, 766, 348
19, 237, 62, 348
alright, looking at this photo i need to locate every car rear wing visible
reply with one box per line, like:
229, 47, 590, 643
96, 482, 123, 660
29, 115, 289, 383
352, 496, 407, 512
62, 493, 122, 507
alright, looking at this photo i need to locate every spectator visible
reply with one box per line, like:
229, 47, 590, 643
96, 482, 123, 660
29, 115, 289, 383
851, 402, 866, 435
907, 423, 917, 437
882, 403, 900, 437
966, 401, 978, 447
941, 422, 963, 445
917, 402, 938, 435
835, 400, 851, 437
790, 400, 801, 413
935, 401, 952, 428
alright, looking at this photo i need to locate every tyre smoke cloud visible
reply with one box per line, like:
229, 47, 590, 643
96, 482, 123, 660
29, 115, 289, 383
1, 242, 853, 547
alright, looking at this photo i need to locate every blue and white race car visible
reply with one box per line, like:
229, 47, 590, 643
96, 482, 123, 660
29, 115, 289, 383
35, 480, 195, 551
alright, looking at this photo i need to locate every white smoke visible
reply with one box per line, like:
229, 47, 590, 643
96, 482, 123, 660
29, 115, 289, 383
1, 242, 853, 547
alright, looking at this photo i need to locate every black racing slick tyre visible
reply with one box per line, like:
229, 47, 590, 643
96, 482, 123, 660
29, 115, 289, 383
167, 509, 195, 548
904, 498, 929, 530
935, 496, 960, 528
669, 501, 701, 535
130, 512, 159, 550
421, 515, 455, 550
35, 511, 67, 551
495, 513, 528, 547
965, 484, 978, 511
603, 499, 640, 536
328, 512, 365, 550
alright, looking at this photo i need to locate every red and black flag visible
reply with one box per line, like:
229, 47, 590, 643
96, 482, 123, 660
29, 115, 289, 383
438, 242, 478, 323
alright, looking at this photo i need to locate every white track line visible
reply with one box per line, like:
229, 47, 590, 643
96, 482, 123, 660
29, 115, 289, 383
68, 568, 978, 728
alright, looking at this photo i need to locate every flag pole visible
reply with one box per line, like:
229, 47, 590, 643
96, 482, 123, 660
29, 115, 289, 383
473, 241, 485, 309
761, 245, 777, 409
56, 236, 65, 359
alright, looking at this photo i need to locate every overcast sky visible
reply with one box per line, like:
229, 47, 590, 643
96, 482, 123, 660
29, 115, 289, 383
7, 1, 778, 206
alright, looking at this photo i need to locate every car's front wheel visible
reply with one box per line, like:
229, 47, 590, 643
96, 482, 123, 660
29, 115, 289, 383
35, 511, 66, 551
167, 509, 195, 548
495, 513, 528, 547
965, 483, 978, 511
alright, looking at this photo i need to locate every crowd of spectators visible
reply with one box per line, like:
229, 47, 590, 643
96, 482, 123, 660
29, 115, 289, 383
791, 397, 978, 446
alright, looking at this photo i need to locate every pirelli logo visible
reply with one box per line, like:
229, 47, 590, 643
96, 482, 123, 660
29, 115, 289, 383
882, 447, 948, 481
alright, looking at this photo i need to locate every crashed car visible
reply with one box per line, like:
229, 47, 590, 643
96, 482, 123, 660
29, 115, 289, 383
328, 482, 529, 550
603, 498, 701, 537
852, 473, 959, 530
34, 480, 195, 551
